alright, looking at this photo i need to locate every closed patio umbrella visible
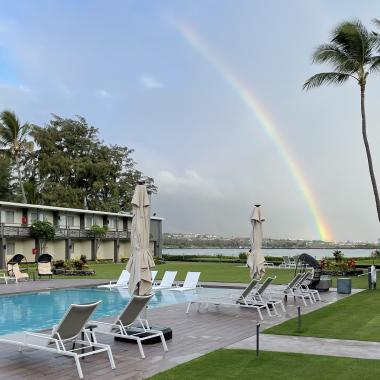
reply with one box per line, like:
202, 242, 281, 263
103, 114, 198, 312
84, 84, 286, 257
127, 183, 155, 295
248, 205, 266, 279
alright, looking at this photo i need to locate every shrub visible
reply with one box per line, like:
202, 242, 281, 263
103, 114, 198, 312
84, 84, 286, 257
239, 252, 248, 260
80, 254, 87, 264
54, 260, 65, 269
154, 258, 166, 265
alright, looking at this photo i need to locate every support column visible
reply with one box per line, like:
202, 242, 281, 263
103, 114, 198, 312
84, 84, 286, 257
114, 239, 119, 263
0, 224, 6, 270
65, 238, 72, 261
91, 239, 96, 261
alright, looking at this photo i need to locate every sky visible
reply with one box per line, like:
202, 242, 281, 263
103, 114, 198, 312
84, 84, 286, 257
1, 0, 380, 241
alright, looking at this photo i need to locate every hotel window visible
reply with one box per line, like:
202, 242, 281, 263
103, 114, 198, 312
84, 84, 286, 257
67, 215, 75, 228
6, 242, 15, 256
30, 212, 38, 223
5, 211, 14, 224
85, 215, 94, 228
59, 215, 66, 228
108, 217, 116, 229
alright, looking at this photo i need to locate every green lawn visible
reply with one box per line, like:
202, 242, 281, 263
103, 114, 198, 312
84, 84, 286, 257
17, 261, 370, 288
149, 349, 380, 380
265, 289, 380, 341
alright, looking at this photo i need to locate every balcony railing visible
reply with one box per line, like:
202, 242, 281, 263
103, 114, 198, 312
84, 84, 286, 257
1, 224, 130, 240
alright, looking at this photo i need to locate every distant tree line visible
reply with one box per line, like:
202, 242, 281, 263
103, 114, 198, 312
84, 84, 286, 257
0, 111, 156, 211
163, 234, 379, 249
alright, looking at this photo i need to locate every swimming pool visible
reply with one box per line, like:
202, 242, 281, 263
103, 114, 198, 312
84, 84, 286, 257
0, 287, 234, 336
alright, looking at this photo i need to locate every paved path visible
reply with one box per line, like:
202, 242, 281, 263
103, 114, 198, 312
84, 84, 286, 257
228, 334, 380, 360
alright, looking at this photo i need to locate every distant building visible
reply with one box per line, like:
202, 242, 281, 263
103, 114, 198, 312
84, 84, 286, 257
0, 201, 163, 268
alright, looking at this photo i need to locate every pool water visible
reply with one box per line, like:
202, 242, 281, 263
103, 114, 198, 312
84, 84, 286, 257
0, 287, 233, 336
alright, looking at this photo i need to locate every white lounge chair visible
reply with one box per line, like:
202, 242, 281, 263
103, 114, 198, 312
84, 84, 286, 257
0, 301, 115, 379
152, 271, 177, 290
279, 256, 296, 269
7, 263, 29, 282
186, 278, 274, 320
270, 272, 313, 306
92, 294, 168, 359
98, 269, 130, 289
169, 272, 200, 291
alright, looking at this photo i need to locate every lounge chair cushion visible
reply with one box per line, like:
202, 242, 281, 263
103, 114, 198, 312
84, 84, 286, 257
38, 262, 53, 275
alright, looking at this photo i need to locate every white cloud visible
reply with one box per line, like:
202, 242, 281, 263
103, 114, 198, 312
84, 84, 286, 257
97, 89, 111, 98
141, 75, 163, 89
156, 169, 224, 198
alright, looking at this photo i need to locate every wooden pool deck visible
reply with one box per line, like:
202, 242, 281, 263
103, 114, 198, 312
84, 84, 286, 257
0, 280, 361, 379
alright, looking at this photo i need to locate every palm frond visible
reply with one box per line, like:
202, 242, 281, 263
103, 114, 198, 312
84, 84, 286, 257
303, 72, 351, 90
312, 43, 359, 73
331, 20, 373, 65
368, 55, 380, 72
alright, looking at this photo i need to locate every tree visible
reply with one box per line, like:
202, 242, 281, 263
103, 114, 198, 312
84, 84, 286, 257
303, 20, 380, 223
30, 220, 56, 255
0, 110, 33, 203
0, 155, 12, 200
31, 115, 156, 211
90, 224, 108, 260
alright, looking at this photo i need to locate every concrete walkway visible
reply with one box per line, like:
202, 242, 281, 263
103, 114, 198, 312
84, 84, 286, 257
229, 334, 380, 360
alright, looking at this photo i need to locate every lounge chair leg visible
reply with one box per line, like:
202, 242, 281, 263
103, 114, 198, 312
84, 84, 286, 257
137, 340, 145, 359
186, 302, 191, 314
74, 355, 84, 379
257, 308, 263, 321
160, 332, 168, 352
107, 347, 116, 369
280, 301, 286, 313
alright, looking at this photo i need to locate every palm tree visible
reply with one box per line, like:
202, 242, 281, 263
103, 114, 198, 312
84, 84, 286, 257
304, 20, 380, 223
0, 110, 32, 203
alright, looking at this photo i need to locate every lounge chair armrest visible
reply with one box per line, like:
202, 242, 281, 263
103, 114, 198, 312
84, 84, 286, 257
91, 321, 123, 333
25, 332, 58, 344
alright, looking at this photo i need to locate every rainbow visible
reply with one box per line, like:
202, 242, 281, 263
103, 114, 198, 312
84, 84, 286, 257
173, 20, 332, 241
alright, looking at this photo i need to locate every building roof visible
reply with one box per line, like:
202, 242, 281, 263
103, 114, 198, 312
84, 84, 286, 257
0, 201, 164, 221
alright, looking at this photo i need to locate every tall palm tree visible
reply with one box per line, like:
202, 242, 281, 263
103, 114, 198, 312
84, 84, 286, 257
0, 110, 32, 203
304, 20, 380, 223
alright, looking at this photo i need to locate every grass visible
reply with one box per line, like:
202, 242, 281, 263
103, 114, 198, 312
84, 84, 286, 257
149, 349, 380, 379
18, 261, 370, 288
265, 289, 380, 341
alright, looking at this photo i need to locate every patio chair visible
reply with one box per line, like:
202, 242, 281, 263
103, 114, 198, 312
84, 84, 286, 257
249, 277, 286, 316
37, 254, 54, 279
7, 263, 29, 282
92, 294, 168, 359
279, 256, 297, 268
152, 271, 177, 290
270, 272, 313, 306
169, 272, 200, 291
98, 269, 130, 289
298, 271, 321, 302
0, 301, 115, 379
186, 278, 271, 320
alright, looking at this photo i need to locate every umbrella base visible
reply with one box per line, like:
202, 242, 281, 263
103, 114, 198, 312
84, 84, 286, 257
114, 326, 172, 345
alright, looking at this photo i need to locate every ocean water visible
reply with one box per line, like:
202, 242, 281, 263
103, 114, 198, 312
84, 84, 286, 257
163, 248, 375, 259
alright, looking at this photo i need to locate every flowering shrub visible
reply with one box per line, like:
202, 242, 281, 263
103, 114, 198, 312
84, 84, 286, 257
347, 258, 356, 268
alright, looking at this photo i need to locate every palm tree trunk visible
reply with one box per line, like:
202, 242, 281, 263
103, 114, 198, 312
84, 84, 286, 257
15, 155, 27, 204
361, 85, 380, 223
